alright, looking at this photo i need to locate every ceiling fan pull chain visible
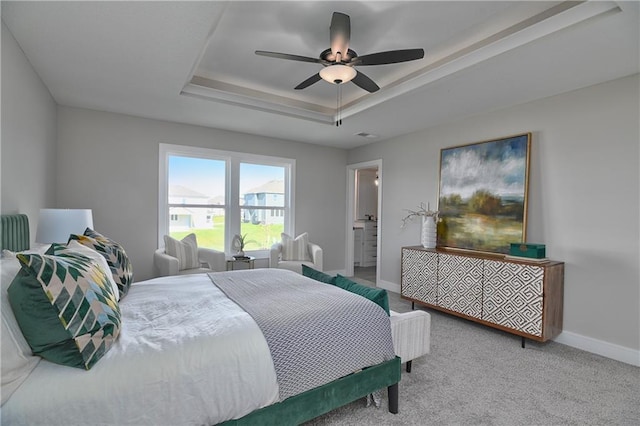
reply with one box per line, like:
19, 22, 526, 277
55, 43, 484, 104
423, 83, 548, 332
339, 84, 344, 126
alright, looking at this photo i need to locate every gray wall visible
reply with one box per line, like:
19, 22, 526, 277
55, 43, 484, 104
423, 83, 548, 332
1, 21, 57, 239
55, 107, 347, 280
3, 14, 638, 362
348, 74, 640, 355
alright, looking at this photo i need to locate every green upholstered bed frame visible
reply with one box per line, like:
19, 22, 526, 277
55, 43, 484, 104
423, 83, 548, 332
1, 214, 30, 252
0, 214, 401, 424
220, 356, 401, 426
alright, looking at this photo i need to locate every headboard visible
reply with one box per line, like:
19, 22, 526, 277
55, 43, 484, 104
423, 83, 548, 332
1, 214, 30, 252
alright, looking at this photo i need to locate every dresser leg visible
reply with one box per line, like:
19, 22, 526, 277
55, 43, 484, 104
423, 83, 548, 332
411, 302, 415, 310
521, 336, 526, 348
406, 360, 412, 373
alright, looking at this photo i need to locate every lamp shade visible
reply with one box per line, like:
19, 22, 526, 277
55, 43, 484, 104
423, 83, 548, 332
319, 64, 357, 84
35, 209, 94, 244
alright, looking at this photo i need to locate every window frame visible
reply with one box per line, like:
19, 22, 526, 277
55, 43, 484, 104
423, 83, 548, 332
159, 143, 295, 257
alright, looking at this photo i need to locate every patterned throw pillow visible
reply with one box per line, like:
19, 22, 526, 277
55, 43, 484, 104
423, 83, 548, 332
7, 250, 121, 370
69, 228, 133, 299
281, 232, 311, 261
47, 241, 121, 302
164, 233, 200, 270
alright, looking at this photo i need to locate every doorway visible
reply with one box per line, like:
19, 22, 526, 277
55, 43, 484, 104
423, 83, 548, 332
345, 160, 382, 285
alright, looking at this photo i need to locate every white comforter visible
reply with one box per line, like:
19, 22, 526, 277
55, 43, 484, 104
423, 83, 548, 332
2, 273, 279, 425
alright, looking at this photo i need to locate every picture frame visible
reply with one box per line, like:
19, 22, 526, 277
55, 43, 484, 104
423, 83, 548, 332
437, 133, 531, 254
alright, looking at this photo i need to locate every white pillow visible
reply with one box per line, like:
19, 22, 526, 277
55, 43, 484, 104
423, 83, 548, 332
2, 243, 51, 259
66, 240, 121, 302
281, 232, 311, 261
1, 257, 40, 405
164, 233, 200, 270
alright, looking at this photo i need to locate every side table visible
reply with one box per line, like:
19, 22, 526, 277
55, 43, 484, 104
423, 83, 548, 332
226, 255, 256, 271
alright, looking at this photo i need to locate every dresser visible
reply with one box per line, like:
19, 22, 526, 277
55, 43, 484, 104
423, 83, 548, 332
401, 247, 564, 344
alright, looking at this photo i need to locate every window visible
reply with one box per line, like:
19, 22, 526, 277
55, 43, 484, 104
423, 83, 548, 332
159, 144, 294, 256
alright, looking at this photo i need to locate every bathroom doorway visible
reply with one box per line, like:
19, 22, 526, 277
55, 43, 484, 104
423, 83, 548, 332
345, 160, 381, 285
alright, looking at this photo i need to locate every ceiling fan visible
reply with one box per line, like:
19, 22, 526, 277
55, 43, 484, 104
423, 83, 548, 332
255, 12, 424, 94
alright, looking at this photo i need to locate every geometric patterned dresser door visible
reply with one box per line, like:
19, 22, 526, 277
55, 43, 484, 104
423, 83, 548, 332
437, 253, 483, 318
401, 248, 437, 305
483, 260, 544, 336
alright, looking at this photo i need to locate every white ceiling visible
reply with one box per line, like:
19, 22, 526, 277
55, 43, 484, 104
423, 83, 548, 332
2, 1, 638, 149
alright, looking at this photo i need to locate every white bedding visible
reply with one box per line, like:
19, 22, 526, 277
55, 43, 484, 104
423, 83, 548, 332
2, 273, 279, 425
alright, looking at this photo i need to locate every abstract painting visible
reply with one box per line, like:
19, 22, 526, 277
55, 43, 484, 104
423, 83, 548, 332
437, 133, 531, 254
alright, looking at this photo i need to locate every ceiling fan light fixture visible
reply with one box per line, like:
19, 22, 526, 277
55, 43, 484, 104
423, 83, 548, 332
319, 64, 356, 85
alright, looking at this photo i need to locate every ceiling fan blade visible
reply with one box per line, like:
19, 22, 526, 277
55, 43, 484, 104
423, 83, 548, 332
353, 48, 425, 66
330, 12, 350, 57
351, 71, 380, 93
255, 50, 323, 64
294, 73, 322, 90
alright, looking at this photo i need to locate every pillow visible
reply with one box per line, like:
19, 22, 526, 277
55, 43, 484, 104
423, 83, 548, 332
164, 233, 200, 270
2, 243, 52, 259
47, 241, 120, 302
281, 232, 311, 261
8, 250, 121, 370
69, 228, 133, 299
302, 264, 335, 285
1, 258, 40, 405
335, 275, 390, 315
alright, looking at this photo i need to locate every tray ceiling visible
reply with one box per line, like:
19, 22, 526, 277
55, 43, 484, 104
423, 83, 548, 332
2, 1, 638, 148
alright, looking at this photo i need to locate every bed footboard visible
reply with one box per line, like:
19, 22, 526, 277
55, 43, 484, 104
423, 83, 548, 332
219, 356, 401, 425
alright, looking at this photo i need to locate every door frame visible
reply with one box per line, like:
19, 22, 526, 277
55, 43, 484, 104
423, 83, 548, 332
345, 159, 382, 281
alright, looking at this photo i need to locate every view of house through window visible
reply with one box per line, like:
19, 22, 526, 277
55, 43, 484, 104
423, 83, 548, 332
239, 163, 285, 251
168, 155, 227, 251
162, 145, 292, 254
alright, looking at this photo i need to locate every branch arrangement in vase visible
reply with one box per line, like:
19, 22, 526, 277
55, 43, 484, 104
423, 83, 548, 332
401, 202, 439, 228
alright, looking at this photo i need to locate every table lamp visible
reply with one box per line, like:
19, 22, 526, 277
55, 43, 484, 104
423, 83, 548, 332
35, 209, 94, 244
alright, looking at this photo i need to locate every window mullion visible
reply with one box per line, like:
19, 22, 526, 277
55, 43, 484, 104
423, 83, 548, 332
227, 157, 241, 254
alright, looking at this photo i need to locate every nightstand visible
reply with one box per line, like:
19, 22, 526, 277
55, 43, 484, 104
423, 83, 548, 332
226, 256, 256, 271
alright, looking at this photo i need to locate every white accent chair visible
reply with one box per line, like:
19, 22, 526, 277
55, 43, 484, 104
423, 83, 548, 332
154, 247, 226, 277
389, 310, 431, 372
269, 242, 323, 273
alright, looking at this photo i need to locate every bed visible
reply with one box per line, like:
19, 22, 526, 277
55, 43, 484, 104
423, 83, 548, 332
0, 214, 400, 425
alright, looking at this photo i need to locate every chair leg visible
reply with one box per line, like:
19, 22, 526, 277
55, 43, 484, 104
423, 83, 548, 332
406, 360, 412, 373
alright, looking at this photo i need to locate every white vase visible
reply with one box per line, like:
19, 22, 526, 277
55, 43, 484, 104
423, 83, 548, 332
421, 216, 437, 248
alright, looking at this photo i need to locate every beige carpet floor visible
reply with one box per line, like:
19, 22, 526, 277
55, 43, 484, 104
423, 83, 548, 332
305, 281, 639, 425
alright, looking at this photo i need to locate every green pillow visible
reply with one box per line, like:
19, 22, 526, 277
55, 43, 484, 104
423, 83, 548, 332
8, 250, 121, 370
335, 275, 390, 315
302, 265, 336, 285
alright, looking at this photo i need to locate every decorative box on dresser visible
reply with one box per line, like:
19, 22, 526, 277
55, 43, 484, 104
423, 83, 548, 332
401, 246, 564, 346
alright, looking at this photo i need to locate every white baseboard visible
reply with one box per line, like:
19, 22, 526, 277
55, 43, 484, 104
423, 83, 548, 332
377, 279, 639, 367
554, 330, 640, 367
378, 279, 400, 293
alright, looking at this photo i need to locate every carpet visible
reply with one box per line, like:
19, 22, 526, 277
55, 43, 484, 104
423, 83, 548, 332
305, 286, 639, 425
